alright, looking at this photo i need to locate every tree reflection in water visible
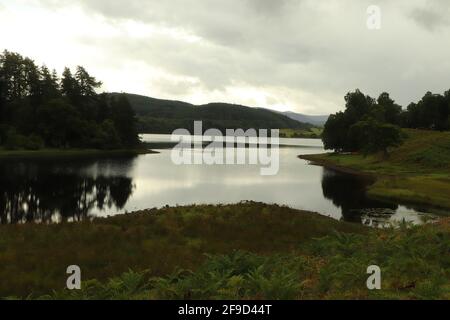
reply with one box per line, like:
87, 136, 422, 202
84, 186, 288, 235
321, 168, 398, 223
0, 156, 136, 224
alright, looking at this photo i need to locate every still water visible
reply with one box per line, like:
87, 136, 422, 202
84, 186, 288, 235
0, 135, 436, 226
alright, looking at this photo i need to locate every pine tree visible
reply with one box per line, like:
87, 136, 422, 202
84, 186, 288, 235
61, 67, 79, 103
40, 66, 60, 100
0, 50, 27, 100
75, 66, 102, 97
23, 57, 41, 105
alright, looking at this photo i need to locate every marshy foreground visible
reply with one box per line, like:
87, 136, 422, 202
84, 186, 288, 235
0, 202, 448, 300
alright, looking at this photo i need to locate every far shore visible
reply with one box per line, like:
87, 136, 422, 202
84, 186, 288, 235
0, 148, 159, 159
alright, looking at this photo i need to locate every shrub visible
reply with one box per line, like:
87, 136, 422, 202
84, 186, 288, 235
25, 134, 44, 150
4, 128, 28, 150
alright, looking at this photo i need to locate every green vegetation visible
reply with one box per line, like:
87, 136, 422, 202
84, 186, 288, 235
318, 87, 450, 209
280, 127, 323, 139
301, 129, 450, 209
113, 93, 313, 134
0, 50, 140, 151
0, 202, 365, 298
1, 203, 447, 300
322, 89, 450, 154
322, 90, 404, 154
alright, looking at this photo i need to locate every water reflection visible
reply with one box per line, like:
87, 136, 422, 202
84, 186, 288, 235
0, 157, 136, 224
0, 136, 438, 225
321, 168, 398, 223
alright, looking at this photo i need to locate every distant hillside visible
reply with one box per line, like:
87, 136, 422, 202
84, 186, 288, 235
281, 111, 329, 127
110, 93, 314, 134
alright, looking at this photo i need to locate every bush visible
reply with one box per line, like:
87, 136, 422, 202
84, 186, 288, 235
4, 128, 27, 150
24, 134, 44, 150
2, 129, 44, 150
90, 120, 121, 149
350, 118, 403, 157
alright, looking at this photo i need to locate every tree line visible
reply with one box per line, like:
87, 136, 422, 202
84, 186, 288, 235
322, 89, 450, 155
0, 50, 139, 150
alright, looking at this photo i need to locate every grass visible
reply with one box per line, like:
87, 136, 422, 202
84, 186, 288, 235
280, 128, 323, 139
300, 129, 450, 210
1, 202, 449, 300
0, 202, 365, 298
0, 147, 158, 159
20, 215, 450, 300
368, 175, 450, 210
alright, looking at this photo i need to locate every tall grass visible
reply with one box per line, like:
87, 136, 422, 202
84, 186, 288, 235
0, 202, 365, 297
31, 218, 449, 300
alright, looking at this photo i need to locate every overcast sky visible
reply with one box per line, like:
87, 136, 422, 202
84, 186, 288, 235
1, 0, 449, 115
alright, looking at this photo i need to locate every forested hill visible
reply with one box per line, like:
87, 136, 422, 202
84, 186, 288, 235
108, 93, 314, 134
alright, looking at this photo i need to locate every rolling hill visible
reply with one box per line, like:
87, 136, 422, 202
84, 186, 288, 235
280, 111, 329, 127
109, 93, 315, 134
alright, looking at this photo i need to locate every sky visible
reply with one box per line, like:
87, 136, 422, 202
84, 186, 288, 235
0, 0, 449, 115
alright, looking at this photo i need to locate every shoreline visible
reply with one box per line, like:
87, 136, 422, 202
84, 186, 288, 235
0, 148, 159, 159
298, 154, 374, 177
299, 153, 450, 213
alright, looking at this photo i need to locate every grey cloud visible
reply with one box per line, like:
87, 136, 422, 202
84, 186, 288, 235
32, 0, 450, 113
409, 0, 450, 31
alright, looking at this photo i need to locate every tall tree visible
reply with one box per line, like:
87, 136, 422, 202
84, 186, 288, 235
404, 103, 420, 128
40, 66, 60, 101
344, 89, 375, 124
350, 118, 402, 158
111, 94, 139, 147
75, 66, 102, 98
23, 57, 41, 105
323, 89, 405, 153
61, 67, 80, 103
376, 92, 402, 125
0, 50, 27, 101
322, 112, 349, 152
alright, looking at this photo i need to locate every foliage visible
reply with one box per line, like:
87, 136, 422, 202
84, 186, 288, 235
279, 128, 323, 139
0, 202, 365, 297
404, 91, 450, 131
322, 112, 350, 152
0, 50, 139, 150
302, 128, 450, 209
322, 89, 450, 153
22, 218, 450, 300
349, 118, 403, 156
